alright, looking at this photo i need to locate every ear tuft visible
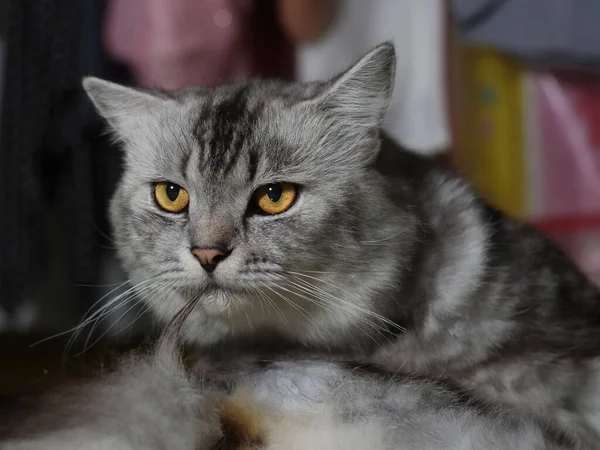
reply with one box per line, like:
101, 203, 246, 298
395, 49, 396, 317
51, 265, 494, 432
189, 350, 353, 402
318, 42, 396, 127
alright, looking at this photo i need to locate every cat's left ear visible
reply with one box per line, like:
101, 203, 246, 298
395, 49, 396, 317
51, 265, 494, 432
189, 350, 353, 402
82, 77, 165, 142
315, 42, 396, 129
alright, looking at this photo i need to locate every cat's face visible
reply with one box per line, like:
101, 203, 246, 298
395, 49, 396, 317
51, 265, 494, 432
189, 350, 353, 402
84, 44, 406, 345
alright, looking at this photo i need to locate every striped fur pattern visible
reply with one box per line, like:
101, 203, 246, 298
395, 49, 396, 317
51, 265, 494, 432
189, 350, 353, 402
83, 43, 600, 446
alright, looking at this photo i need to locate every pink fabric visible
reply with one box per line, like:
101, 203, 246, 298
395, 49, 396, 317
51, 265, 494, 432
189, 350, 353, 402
104, 0, 256, 89
535, 72, 600, 218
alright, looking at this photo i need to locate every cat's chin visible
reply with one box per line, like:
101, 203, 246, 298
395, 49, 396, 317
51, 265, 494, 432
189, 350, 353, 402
167, 289, 275, 346
139, 274, 297, 344
193, 281, 256, 303
179, 282, 265, 317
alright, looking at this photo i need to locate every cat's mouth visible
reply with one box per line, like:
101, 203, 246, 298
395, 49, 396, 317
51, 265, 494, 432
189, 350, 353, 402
201, 279, 225, 293
200, 278, 244, 295
184, 270, 280, 298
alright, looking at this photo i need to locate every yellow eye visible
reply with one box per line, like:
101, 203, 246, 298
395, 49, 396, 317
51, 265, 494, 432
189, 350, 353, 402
254, 183, 297, 215
154, 182, 190, 213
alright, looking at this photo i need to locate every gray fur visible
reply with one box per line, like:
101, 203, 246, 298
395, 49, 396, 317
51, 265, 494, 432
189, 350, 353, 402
0, 337, 220, 449
83, 42, 600, 445
0, 334, 577, 449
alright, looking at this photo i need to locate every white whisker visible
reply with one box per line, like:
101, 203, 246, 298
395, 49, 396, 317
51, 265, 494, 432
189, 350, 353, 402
360, 227, 410, 245
288, 271, 405, 333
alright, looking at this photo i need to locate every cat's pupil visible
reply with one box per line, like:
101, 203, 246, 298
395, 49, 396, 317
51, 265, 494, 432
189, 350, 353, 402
166, 184, 180, 202
267, 184, 282, 203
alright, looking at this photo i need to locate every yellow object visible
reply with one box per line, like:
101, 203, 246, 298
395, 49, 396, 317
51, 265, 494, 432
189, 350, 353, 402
154, 182, 190, 213
255, 183, 297, 215
454, 46, 528, 219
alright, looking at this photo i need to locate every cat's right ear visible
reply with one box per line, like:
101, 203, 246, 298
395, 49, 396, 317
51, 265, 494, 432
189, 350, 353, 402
82, 77, 163, 140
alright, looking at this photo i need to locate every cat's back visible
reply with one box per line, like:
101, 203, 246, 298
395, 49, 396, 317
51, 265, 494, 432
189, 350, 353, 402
373, 133, 600, 447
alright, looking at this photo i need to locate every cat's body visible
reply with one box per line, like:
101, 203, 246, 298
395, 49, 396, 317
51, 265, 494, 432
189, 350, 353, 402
371, 137, 600, 443
0, 334, 578, 450
82, 43, 600, 445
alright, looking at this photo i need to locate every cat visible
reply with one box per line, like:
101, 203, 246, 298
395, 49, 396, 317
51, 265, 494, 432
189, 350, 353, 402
0, 330, 578, 450
82, 42, 600, 444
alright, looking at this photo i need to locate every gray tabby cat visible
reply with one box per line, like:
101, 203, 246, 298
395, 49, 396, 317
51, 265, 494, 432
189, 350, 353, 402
0, 332, 577, 450
83, 42, 600, 445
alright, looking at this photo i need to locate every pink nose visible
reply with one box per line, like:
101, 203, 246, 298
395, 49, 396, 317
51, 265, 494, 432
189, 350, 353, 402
191, 247, 228, 273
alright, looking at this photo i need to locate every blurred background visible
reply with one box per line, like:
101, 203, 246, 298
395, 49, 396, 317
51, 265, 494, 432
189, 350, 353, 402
0, 0, 599, 393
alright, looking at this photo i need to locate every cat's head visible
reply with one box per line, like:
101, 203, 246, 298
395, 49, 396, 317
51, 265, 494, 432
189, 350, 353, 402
84, 43, 409, 346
